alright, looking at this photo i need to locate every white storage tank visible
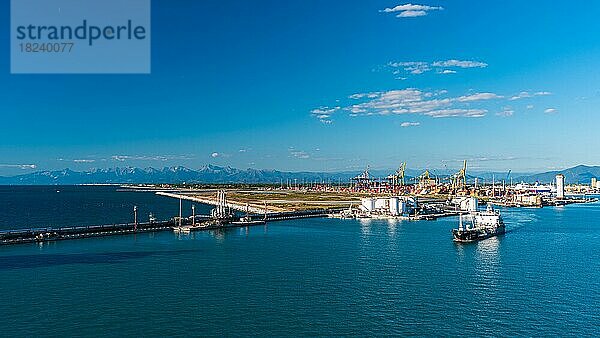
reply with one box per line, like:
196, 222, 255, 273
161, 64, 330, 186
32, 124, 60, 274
467, 197, 478, 212
374, 198, 388, 210
361, 198, 376, 212
398, 200, 407, 214
389, 197, 400, 216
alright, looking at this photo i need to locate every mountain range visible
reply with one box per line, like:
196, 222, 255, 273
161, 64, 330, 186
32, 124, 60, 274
0, 165, 358, 185
0, 165, 598, 185
511, 165, 600, 185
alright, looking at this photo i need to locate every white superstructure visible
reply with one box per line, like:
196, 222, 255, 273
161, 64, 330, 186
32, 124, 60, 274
513, 182, 554, 194
556, 174, 565, 199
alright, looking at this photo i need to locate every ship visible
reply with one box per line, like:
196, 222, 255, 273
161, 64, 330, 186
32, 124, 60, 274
513, 182, 555, 194
452, 204, 505, 243
231, 215, 266, 226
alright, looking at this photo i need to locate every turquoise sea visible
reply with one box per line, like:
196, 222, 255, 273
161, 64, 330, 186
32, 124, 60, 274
0, 186, 598, 336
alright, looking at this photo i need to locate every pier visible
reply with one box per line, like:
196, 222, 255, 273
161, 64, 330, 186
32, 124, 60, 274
0, 209, 336, 246
0, 220, 174, 246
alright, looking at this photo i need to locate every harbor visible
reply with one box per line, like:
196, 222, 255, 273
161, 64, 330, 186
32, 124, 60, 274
4, 160, 598, 246
130, 160, 598, 222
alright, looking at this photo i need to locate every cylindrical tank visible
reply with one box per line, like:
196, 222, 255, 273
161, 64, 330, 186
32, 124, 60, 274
398, 200, 406, 215
374, 198, 387, 210
468, 197, 479, 212
361, 198, 375, 211
389, 197, 400, 216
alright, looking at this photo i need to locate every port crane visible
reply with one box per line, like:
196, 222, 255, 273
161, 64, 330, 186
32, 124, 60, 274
352, 165, 374, 190
387, 162, 406, 187
418, 170, 436, 188
450, 160, 467, 191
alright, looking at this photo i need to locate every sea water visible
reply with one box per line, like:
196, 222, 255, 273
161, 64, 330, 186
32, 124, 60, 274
0, 186, 598, 336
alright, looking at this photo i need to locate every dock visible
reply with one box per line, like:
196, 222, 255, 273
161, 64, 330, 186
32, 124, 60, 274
0, 209, 336, 246
0, 220, 174, 246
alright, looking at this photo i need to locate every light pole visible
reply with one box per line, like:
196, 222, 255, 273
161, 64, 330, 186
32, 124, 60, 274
179, 195, 182, 227
264, 200, 267, 221
192, 204, 195, 227
133, 206, 138, 232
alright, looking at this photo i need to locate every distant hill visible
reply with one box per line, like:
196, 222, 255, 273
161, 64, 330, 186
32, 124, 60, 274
0, 164, 597, 185
0, 165, 361, 185
513, 165, 600, 184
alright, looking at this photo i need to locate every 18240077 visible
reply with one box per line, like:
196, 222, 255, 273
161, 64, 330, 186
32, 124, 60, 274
19, 42, 74, 53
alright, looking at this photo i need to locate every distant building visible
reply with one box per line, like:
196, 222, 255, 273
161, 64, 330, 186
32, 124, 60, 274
556, 174, 565, 199
592, 177, 597, 189
513, 194, 543, 207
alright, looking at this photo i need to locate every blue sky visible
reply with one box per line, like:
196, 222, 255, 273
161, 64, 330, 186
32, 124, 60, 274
2, 0, 600, 175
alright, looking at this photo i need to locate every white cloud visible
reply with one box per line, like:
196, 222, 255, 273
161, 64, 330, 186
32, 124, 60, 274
423, 109, 487, 118
0, 164, 37, 169
509, 91, 552, 101
383, 4, 442, 12
110, 155, 193, 162
73, 159, 95, 163
210, 152, 220, 158
397, 10, 427, 17
457, 92, 503, 102
382, 3, 443, 18
349, 93, 379, 99
112, 155, 128, 162
389, 61, 430, 74
496, 109, 514, 117
389, 59, 487, 76
400, 122, 421, 127
313, 87, 551, 122
334, 88, 490, 118
526, 105, 534, 109
544, 108, 557, 114
289, 148, 310, 159
509, 92, 532, 100
432, 60, 488, 68
311, 106, 339, 124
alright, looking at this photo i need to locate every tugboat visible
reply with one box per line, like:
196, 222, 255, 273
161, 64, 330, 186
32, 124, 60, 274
452, 204, 505, 243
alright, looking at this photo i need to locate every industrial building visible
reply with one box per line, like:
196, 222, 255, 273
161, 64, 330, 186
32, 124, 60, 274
591, 177, 600, 190
359, 196, 417, 217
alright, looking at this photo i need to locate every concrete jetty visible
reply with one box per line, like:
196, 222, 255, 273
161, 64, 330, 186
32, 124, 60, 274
156, 191, 272, 214
0, 209, 337, 246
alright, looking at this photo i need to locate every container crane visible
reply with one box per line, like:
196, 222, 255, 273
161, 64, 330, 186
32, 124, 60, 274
387, 162, 406, 187
450, 160, 467, 191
